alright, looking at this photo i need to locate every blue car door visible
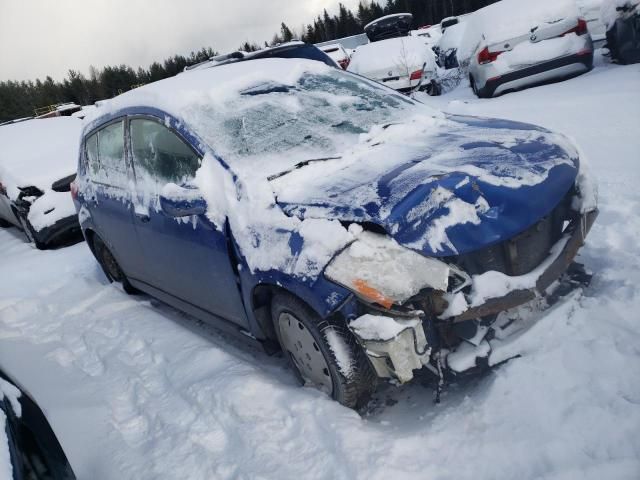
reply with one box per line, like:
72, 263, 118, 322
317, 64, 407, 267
84, 119, 146, 280
127, 116, 249, 327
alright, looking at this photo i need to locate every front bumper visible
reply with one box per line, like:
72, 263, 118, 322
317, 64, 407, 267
449, 209, 598, 323
348, 209, 598, 383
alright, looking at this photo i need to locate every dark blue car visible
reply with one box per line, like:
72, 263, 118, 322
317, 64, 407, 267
73, 58, 597, 408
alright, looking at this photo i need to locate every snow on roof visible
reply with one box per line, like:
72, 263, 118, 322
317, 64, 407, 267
85, 58, 332, 129
471, 0, 580, 44
0, 117, 81, 198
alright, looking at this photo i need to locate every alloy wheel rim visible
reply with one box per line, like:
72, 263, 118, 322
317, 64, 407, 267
278, 312, 333, 395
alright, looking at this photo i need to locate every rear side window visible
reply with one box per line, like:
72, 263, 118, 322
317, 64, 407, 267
85, 120, 128, 187
130, 119, 201, 186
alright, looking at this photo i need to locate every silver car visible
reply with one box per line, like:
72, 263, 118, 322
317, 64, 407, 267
467, 1, 594, 98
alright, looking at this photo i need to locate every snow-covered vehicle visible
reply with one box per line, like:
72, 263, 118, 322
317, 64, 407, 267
74, 58, 598, 409
0, 117, 82, 249
348, 36, 439, 93
601, 0, 640, 64
319, 43, 351, 69
349, 12, 439, 94
466, 0, 594, 98
1, 369, 76, 479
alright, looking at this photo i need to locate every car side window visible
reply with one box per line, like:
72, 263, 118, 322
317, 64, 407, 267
85, 120, 127, 187
130, 119, 201, 186
86, 132, 99, 175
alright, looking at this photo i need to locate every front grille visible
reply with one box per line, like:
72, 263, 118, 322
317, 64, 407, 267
451, 194, 571, 277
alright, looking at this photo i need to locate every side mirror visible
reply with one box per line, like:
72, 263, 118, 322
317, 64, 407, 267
159, 184, 207, 217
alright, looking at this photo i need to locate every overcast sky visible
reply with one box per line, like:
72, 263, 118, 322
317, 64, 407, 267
0, 0, 361, 82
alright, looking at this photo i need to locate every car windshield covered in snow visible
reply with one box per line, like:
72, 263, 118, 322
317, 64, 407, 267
185, 69, 428, 167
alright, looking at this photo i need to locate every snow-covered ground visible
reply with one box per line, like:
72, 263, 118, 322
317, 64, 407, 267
1, 52, 639, 479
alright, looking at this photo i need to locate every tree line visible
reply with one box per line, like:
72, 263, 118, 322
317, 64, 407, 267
0, 0, 496, 123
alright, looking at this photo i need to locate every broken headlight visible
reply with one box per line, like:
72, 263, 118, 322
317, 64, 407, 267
325, 231, 453, 309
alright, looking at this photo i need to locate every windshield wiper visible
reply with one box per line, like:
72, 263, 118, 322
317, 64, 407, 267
267, 156, 342, 181
241, 83, 294, 96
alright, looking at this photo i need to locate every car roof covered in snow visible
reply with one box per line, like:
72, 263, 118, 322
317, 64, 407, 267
0, 116, 81, 196
84, 58, 334, 132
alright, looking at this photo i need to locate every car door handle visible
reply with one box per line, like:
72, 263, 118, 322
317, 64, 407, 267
135, 213, 150, 223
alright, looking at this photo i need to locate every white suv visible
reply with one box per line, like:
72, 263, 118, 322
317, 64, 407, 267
466, 0, 594, 98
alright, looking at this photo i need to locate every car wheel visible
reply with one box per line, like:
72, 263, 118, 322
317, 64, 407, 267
16, 212, 46, 249
271, 293, 377, 409
92, 235, 138, 294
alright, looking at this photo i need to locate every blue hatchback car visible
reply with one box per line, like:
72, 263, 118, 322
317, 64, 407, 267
73, 58, 597, 408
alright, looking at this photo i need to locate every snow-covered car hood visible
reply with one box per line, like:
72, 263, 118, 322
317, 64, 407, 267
0, 117, 81, 200
271, 114, 579, 257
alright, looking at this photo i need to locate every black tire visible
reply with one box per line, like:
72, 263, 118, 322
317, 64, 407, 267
92, 235, 138, 294
271, 292, 377, 409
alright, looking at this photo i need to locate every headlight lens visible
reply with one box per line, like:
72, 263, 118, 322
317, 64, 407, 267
324, 231, 450, 308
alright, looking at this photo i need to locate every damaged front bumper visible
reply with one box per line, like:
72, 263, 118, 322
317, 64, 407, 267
347, 209, 598, 383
